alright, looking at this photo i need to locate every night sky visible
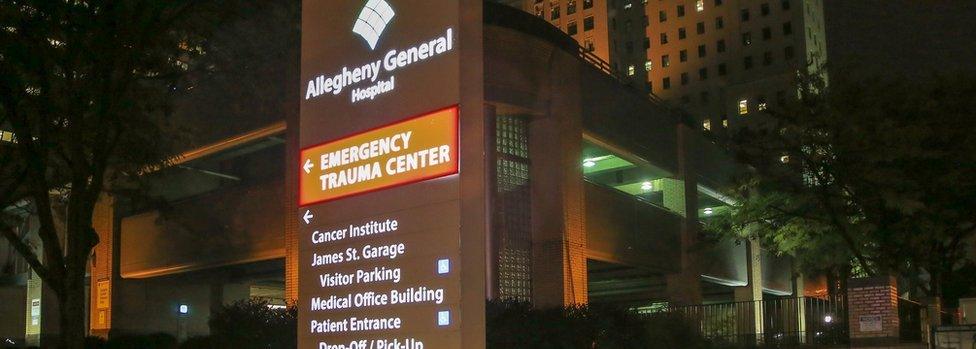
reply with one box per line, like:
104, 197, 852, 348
825, 0, 976, 78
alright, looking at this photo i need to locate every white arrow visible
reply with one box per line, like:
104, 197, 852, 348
302, 210, 314, 224
303, 159, 313, 174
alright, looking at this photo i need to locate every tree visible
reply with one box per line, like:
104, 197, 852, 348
0, 1, 229, 347
708, 73, 976, 303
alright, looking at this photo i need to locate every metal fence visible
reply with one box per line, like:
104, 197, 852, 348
662, 296, 849, 346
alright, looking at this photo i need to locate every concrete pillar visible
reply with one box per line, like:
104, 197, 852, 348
793, 274, 808, 343
529, 49, 586, 307
846, 276, 900, 347
664, 124, 703, 306
733, 238, 765, 342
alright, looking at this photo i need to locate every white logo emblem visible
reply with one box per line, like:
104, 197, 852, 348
352, 0, 395, 50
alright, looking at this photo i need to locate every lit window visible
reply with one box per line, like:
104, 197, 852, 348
662, 55, 670, 67
645, 60, 653, 71
758, 102, 768, 111
627, 65, 636, 76
624, 3, 633, 10
738, 99, 749, 115
702, 119, 712, 131
0, 130, 16, 143
641, 181, 653, 191
721, 115, 729, 127
780, 155, 790, 163
696, 0, 705, 12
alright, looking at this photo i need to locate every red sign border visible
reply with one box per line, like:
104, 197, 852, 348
298, 105, 460, 207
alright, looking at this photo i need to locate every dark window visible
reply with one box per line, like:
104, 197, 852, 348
741, 8, 750, 21
681, 95, 691, 104
716, 16, 724, 29
762, 27, 772, 40
644, 38, 650, 49
626, 41, 634, 53
625, 19, 632, 32
763, 51, 773, 65
584, 0, 594, 9
584, 16, 595, 30
783, 22, 793, 35
678, 27, 687, 39
646, 80, 653, 92
680, 50, 688, 62
660, 32, 668, 44
715, 0, 723, 6
568, 22, 578, 35
717, 39, 726, 52
697, 22, 705, 34
718, 63, 727, 75
681, 72, 689, 85
663, 77, 671, 89
742, 32, 752, 46
744, 56, 753, 69
677, 5, 686, 17
698, 44, 707, 57
644, 15, 649, 27
700, 91, 710, 103
662, 55, 670, 67
784, 45, 795, 59
699, 68, 708, 80
659, 10, 667, 22
568, 0, 577, 14
781, 0, 790, 10
551, 5, 560, 20
761, 3, 770, 16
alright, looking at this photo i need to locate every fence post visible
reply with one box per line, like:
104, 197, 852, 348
847, 276, 900, 347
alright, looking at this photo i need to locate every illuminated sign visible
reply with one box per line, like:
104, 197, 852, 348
304, 28, 455, 103
299, 107, 459, 206
353, 0, 396, 50
299, 0, 484, 347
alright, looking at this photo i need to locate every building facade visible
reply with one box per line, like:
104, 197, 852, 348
0, 3, 805, 345
506, 0, 826, 132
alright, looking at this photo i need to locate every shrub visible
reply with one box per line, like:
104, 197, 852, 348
486, 299, 712, 348
208, 299, 297, 349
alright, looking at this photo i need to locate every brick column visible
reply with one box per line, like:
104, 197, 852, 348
847, 276, 900, 346
284, 83, 300, 303
88, 195, 115, 338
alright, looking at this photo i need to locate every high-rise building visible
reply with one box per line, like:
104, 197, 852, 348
510, 0, 827, 132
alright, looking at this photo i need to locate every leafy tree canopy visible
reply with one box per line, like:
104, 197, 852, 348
708, 73, 976, 301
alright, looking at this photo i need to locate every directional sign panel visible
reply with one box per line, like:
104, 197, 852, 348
299, 107, 459, 206
299, 0, 484, 348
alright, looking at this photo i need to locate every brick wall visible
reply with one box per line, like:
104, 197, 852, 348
847, 276, 899, 346
89, 195, 114, 337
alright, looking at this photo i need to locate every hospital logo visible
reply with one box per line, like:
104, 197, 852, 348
352, 0, 396, 50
